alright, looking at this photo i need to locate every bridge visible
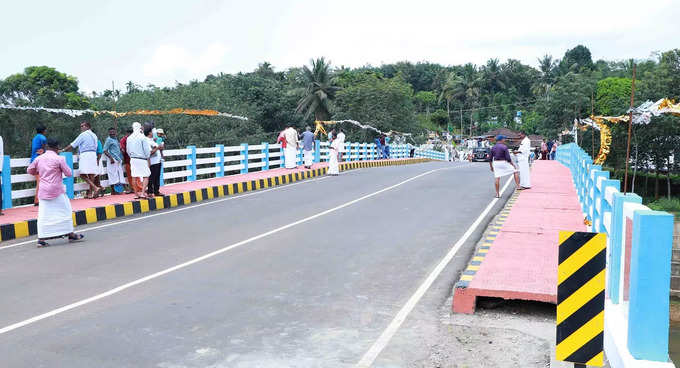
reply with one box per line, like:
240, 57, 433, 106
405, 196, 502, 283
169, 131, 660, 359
0, 139, 675, 367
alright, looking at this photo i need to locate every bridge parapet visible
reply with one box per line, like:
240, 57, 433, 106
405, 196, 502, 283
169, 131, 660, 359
557, 143, 676, 368
1, 141, 444, 209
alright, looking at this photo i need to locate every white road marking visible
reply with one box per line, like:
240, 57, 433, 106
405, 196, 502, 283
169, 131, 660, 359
0, 175, 331, 251
0, 167, 448, 335
356, 176, 514, 367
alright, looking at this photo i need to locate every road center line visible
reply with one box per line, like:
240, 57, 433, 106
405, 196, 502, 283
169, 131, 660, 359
356, 176, 514, 367
0, 167, 448, 335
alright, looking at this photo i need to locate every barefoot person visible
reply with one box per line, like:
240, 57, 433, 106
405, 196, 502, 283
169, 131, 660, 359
61, 121, 102, 198
300, 126, 315, 169
103, 127, 126, 194
489, 135, 520, 198
328, 132, 340, 176
283, 125, 299, 169
27, 138, 84, 247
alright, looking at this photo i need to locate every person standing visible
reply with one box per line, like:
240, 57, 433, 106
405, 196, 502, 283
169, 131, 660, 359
103, 128, 126, 194
27, 138, 84, 247
145, 127, 162, 197
328, 133, 340, 176
336, 128, 346, 162
119, 128, 135, 194
126, 122, 151, 199
540, 140, 548, 160
30, 125, 48, 205
546, 140, 554, 160
516, 131, 532, 190
61, 121, 102, 198
0, 133, 4, 216
489, 135, 520, 198
384, 135, 391, 159
550, 141, 558, 160
379, 135, 386, 159
283, 125, 299, 169
374, 137, 382, 159
300, 126, 315, 169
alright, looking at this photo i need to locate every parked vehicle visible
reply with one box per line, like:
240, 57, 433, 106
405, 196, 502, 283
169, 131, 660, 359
472, 147, 491, 162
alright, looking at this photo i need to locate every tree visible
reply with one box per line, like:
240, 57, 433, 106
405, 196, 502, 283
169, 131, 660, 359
414, 91, 437, 116
0, 66, 90, 108
480, 58, 506, 104
533, 55, 558, 100
295, 57, 341, 121
559, 45, 594, 74
595, 77, 631, 116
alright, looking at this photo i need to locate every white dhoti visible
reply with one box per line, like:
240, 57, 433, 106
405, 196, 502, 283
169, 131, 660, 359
130, 158, 150, 178
328, 149, 339, 175
517, 154, 531, 188
492, 160, 517, 178
38, 193, 74, 238
284, 146, 298, 169
77, 151, 99, 175
303, 149, 314, 167
106, 159, 126, 185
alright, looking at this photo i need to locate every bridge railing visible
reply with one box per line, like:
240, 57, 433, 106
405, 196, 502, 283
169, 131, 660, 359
557, 143, 676, 368
1, 141, 441, 209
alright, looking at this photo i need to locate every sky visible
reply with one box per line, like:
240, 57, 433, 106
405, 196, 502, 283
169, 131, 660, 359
1, 0, 677, 94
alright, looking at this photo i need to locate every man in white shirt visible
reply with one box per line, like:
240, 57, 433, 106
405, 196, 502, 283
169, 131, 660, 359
283, 126, 299, 169
335, 128, 346, 162
0, 134, 4, 215
125, 122, 151, 198
516, 131, 532, 189
61, 121, 101, 198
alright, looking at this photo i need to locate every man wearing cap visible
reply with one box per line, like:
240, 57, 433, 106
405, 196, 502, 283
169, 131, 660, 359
489, 135, 520, 198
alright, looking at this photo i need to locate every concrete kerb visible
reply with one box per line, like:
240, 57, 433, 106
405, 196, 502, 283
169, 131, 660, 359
452, 189, 520, 312
0, 158, 430, 243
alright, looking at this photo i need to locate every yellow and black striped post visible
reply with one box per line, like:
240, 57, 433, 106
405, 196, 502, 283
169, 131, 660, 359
556, 231, 606, 367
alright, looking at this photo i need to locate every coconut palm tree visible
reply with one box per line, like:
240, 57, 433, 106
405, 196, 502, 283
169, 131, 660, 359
533, 54, 558, 101
295, 57, 341, 121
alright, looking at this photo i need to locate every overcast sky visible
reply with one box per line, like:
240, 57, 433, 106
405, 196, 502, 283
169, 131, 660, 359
2, 0, 677, 93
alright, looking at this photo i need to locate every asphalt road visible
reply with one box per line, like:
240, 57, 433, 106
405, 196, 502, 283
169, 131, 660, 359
0, 161, 512, 367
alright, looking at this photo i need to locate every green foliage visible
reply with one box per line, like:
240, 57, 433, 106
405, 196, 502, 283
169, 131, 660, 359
647, 197, 680, 215
333, 74, 416, 139
0, 66, 90, 108
559, 45, 594, 74
295, 57, 341, 121
596, 77, 632, 115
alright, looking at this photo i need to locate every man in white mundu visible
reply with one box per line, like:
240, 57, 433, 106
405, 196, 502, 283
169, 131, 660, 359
283, 126, 299, 169
516, 131, 532, 189
335, 128, 346, 162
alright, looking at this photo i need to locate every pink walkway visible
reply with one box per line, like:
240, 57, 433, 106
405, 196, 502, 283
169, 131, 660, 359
453, 160, 586, 313
0, 162, 331, 226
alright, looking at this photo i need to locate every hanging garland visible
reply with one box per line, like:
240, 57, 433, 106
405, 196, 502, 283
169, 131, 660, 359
570, 98, 679, 164
0, 104, 248, 120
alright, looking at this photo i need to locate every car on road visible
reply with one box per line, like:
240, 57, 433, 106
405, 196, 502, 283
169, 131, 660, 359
472, 147, 491, 162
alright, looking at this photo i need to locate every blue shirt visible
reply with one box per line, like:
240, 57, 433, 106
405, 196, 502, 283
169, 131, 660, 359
30, 134, 47, 162
70, 130, 98, 153
301, 131, 315, 151
103, 137, 123, 162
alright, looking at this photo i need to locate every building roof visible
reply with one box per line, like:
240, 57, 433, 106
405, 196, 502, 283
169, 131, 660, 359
482, 128, 521, 139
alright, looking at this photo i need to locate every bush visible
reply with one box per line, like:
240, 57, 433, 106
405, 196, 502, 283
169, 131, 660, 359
647, 197, 680, 215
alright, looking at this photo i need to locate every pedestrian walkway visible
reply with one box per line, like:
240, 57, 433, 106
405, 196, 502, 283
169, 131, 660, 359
453, 160, 586, 313
0, 158, 428, 243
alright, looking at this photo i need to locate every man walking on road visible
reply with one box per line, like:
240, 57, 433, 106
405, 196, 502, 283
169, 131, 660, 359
300, 126, 315, 169
489, 135, 520, 198
516, 131, 532, 190
28, 138, 84, 247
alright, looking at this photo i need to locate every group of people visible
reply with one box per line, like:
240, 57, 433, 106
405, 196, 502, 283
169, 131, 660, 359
277, 126, 348, 176
488, 132, 533, 198
23, 121, 167, 247
538, 139, 559, 160
373, 135, 391, 159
